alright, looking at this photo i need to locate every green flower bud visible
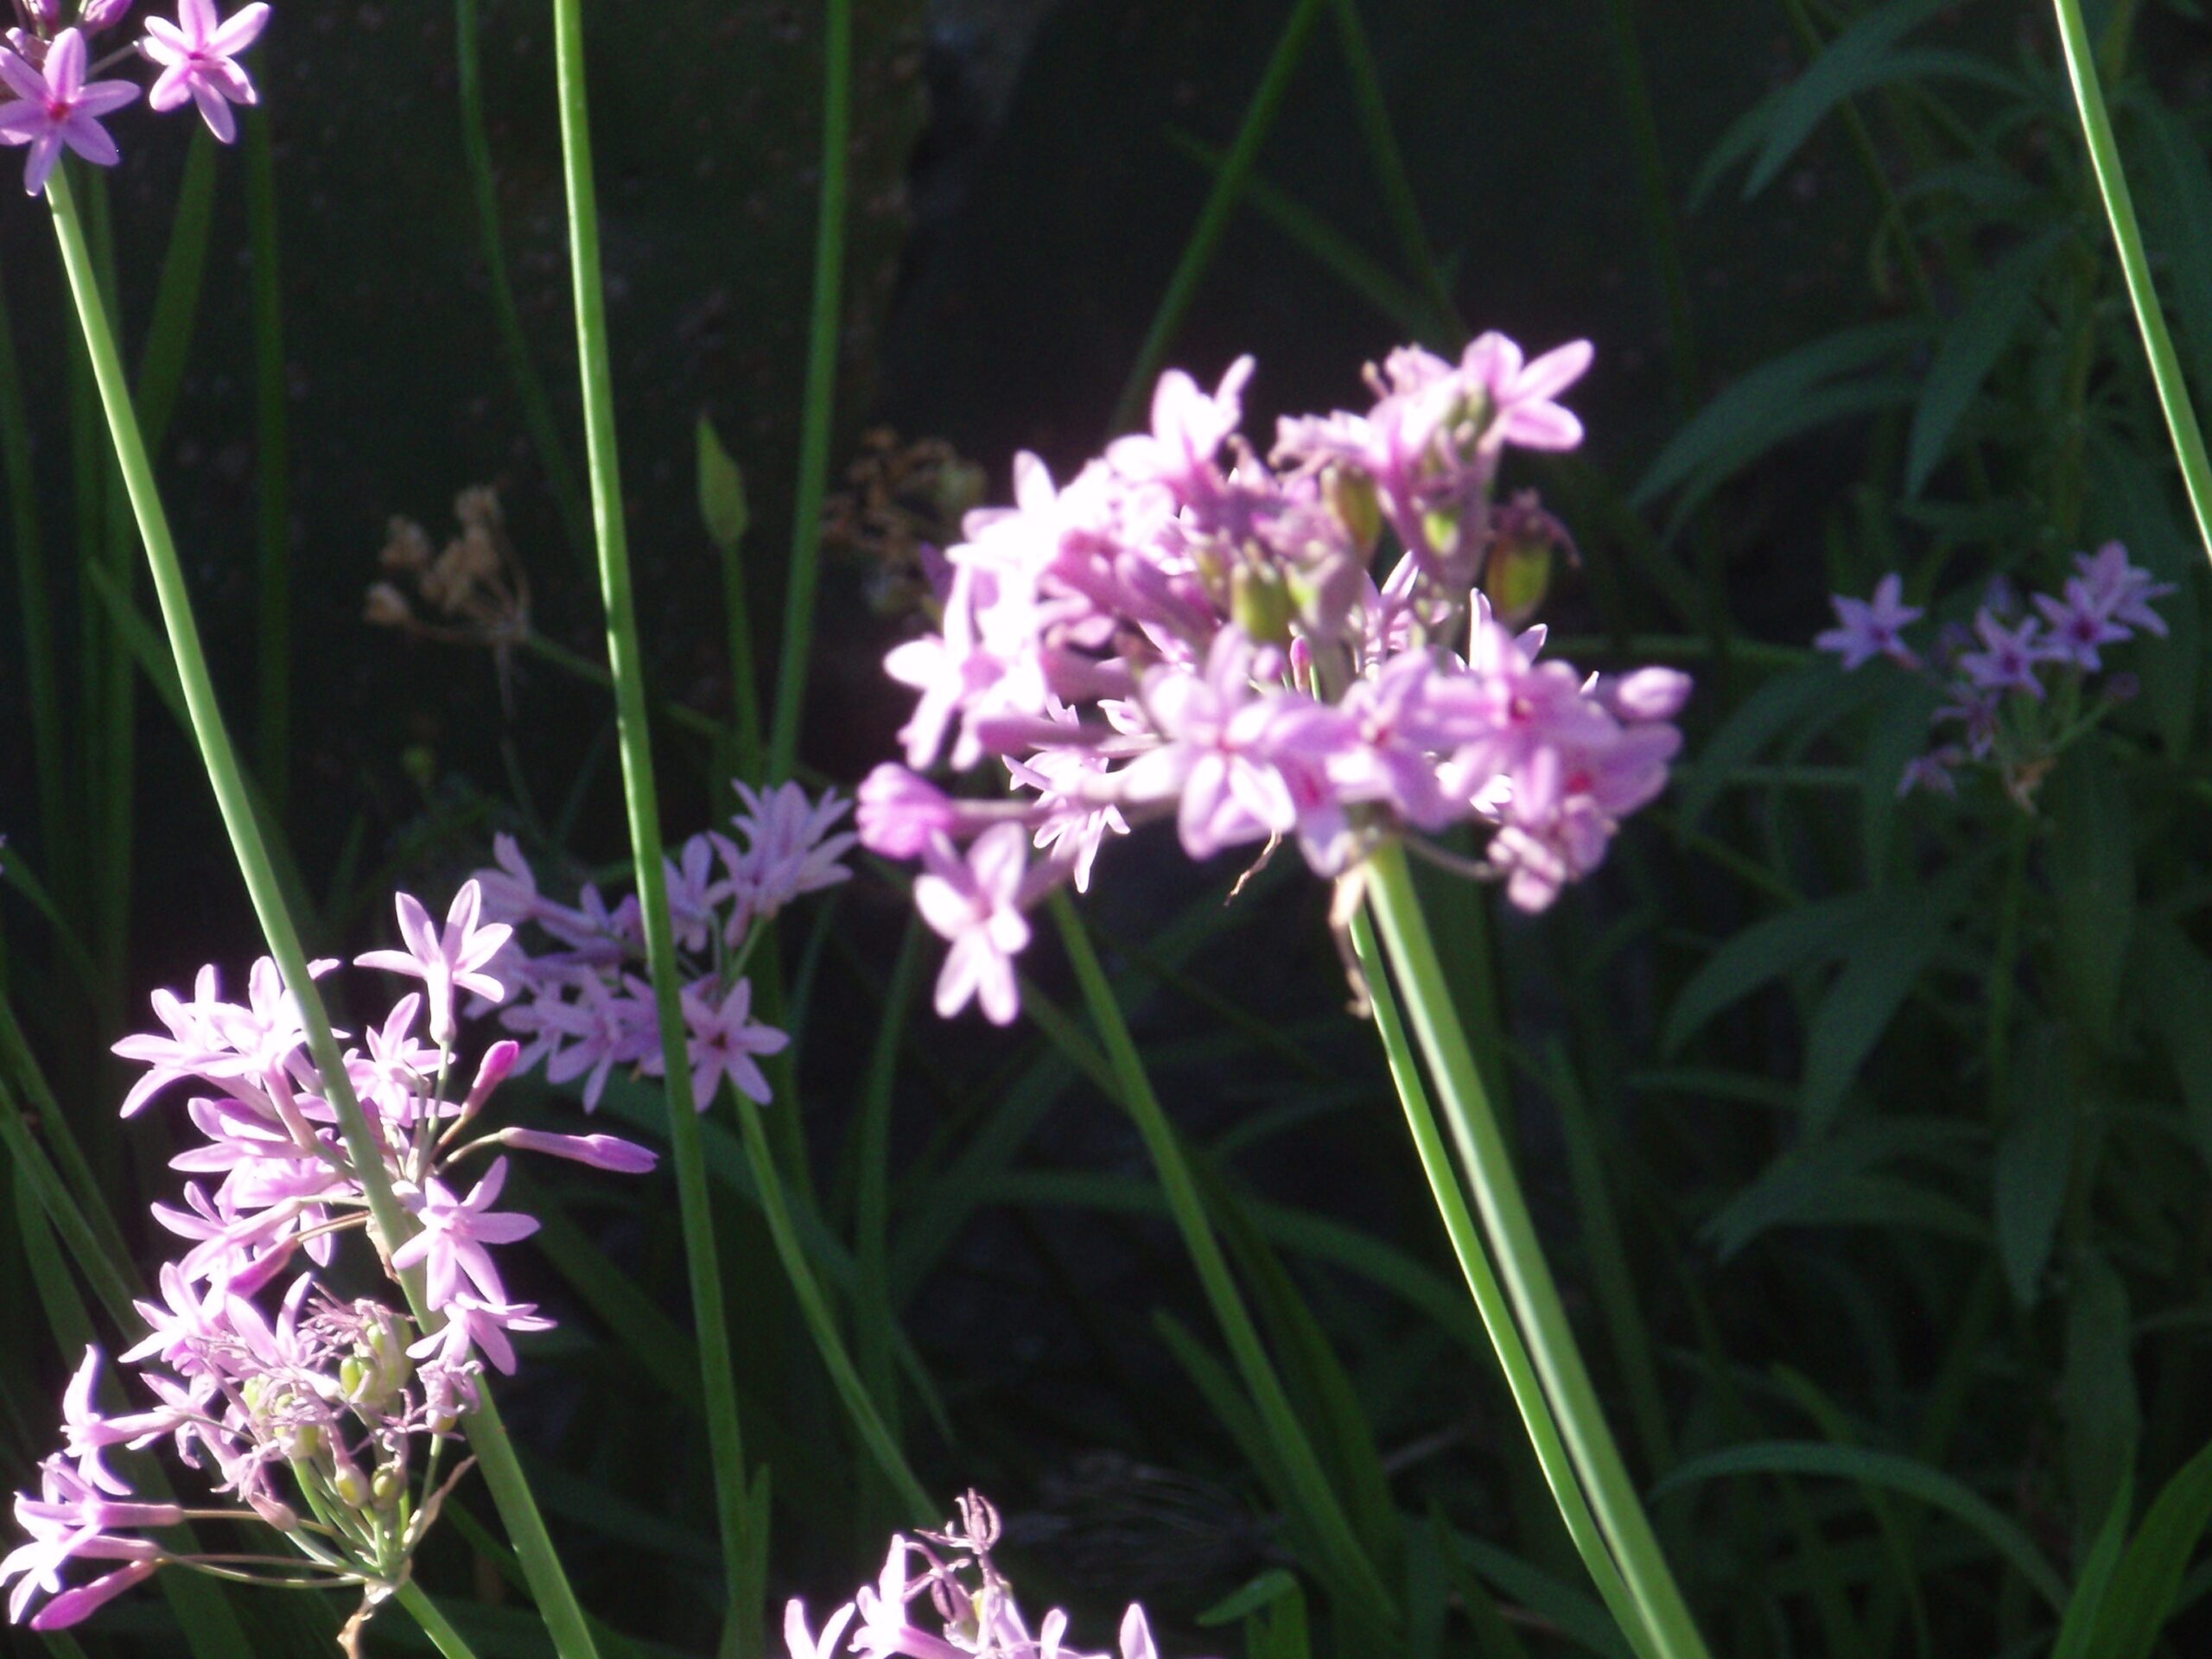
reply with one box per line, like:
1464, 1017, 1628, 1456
1322, 466, 1381, 561
1230, 563, 1294, 649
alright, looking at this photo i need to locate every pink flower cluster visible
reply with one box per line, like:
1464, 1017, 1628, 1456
1815, 543, 2172, 799
2, 0, 266, 194
785, 1494, 1204, 1659
857, 338, 1688, 1023
472, 781, 855, 1112
2, 884, 655, 1632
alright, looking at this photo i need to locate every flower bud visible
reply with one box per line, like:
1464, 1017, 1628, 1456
76, 0, 133, 30
331, 1454, 370, 1509
1322, 466, 1381, 562
364, 582, 414, 626
1230, 563, 1294, 649
372, 1466, 404, 1507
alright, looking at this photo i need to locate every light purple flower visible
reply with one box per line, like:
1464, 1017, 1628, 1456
785, 1598, 861, 1659
407, 1291, 554, 1376
358, 881, 512, 1046
662, 978, 789, 1110
857, 763, 959, 858
1814, 573, 1922, 671
1461, 332, 1594, 450
1957, 609, 2054, 699
495, 1128, 658, 1174
391, 1156, 539, 1309
2073, 539, 2173, 636
140, 0, 266, 143
1106, 355, 1254, 506
2032, 576, 2133, 671
913, 824, 1033, 1025
0, 29, 137, 195
721, 781, 855, 928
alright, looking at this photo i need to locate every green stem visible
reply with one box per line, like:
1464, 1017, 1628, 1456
1345, 910, 1656, 1659
2050, 0, 2212, 563
546, 0, 754, 1643
457, 0, 594, 565
1050, 893, 1399, 1628
766, 0, 852, 781
1109, 0, 1329, 434
42, 165, 599, 1659
734, 1089, 936, 1522
396, 1580, 487, 1659
1362, 842, 1711, 1659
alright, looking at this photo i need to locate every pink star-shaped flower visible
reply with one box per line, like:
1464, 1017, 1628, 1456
0, 29, 138, 196
357, 880, 512, 1046
140, 0, 267, 143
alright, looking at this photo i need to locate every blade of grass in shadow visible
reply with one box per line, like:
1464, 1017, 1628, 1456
1109, 0, 1329, 435
855, 918, 923, 1528
245, 107, 293, 810
1050, 893, 1401, 1633
1325, 0, 1459, 336
1162, 131, 1440, 346
0, 260, 66, 893
544, 2, 769, 1646
766, 0, 851, 781
456, 0, 593, 564
134, 129, 217, 452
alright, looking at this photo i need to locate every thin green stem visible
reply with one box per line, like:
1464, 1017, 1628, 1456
396, 1580, 487, 1659
2050, 0, 2212, 563
42, 165, 598, 1659
245, 109, 292, 812
1109, 0, 1329, 435
766, 0, 852, 781
1050, 893, 1399, 1629
1345, 910, 1656, 1659
546, 2, 753, 1645
1362, 841, 1711, 1659
734, 1089, 935, 1522
457, 0, 594, 565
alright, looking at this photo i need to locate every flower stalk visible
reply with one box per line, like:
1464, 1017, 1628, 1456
41, 160, 601, 1659
1361, 838, 1710, 1659
2049, 0, 2212, 566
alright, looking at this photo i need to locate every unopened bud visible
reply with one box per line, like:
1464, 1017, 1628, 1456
364, 582, 414, 626
1230, 563, 1294, 649
249, 1492, 300, 1530
77, 0, 133, 29
1322, 466, 1381, 561
331, 1455, 370, 1509
371, 1466, 404, 1506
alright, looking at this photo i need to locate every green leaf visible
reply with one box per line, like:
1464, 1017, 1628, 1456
1744, 46, 2018, 200
2046, 741, 2136, 1039
1652, 1440, 2067, 1607
1906, 227, 2064, 495
2080, 1433, 2212, 1659
2063, 1253, 2139, 1541
1703, 1121, 1984, 1258
1993, 1027, 2075, 1306
696, 414, 751, 552
2050, 1470, 2135, 1659
1631, 321, 1926, 509
1673, 654, 1880, 835
1801, 895, 1948, 1133
1198, 1568, 1303, 1627
2094, 435, 2202, 758
2132, 916, 2212, 1164
1662, 887, 1882, 1053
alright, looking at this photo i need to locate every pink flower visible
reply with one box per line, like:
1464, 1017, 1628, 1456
407, 1291, 554, 1376
913, 825, 1033, 1025
2033, 576, 2133, 671
1814, 573, 1923, 671
1106, 355, 1255, 506
857, 764, 958, 858
495, 1128, 658, 1174
658, 978, 789, 1110
1461, 332, 1594, 450
785, 1598, 861, 1659
391, 1157, 539, 1310
358, 881, 513, 1046
0, 29, 137, 195
139, 0, 266, 143
1956, 609, 2055, 699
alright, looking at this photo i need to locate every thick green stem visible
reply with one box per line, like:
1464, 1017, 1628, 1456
396, 1580, 486, 1659
1050, 894, 1399, 1628
1346, 910, 1656, 1659
2050, 0, 2212, 563
766, 0, 851, 781
43, 165, 598, 1659
1362, 842, 1710, 1659
545, 3, 754, 1648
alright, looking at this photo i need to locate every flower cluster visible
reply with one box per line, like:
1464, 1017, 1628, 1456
785, 1494, 1205, 1659
1815, 543, 2172, 801
1, 0, 266, 195
856, 337, 1688, 1024
2, 883, 655, 1633
472, 781, 855, 1112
